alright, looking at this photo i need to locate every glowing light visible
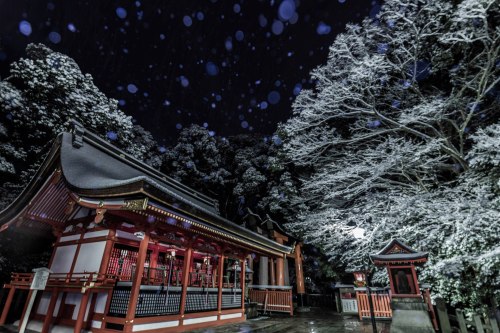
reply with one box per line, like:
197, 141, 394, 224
19, 21, 32, 36
116, 7, 127, 19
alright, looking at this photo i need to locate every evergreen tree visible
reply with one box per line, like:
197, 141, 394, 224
0, 43, 161, 208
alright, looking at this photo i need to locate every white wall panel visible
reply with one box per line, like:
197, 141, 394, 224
73, 241, 106, 273
50, 245, 77, 273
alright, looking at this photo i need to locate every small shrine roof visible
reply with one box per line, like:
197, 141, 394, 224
370, 239, 428, 264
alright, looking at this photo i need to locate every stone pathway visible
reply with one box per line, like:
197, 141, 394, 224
0, 309, 390, 333
190, 309, 390, 333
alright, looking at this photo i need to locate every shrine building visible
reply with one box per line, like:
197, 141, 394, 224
0, 122, 304, 333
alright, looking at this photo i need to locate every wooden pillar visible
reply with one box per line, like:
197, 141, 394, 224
0, 287, 15, 325
41, 289, 58, 333
247, 255, 254, 285
98, 229, 115, 275
294, 243, 305, 294
276, 255, 285, 286
179, 247, 193, 323
124, 232, 150, 332
387, 266, 396, 294
411, 265, 420, 293
74, 291, 90, 333
259, 256, 268, 286
240, 259, 245, 310
217, 254, 225, 315
149, 243, 159, 270
272, 232, 287, 287
284, 259, 290, 286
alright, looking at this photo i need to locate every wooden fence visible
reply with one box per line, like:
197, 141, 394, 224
356, 292, 392, 320
435, 298, 500, 333
248, 289, 293, 316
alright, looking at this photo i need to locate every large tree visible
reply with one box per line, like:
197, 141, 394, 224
0, 43, 161, 207
160, 125, 298, 221
0, 44, 161, 284
280, 0, 499, 311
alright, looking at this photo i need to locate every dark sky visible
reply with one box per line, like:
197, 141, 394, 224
0, 0, 376, 144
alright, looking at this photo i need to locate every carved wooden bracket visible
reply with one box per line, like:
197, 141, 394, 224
94, 208, 107, 224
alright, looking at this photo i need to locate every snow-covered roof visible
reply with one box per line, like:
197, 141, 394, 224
370, 239, 428, 264
0, 122, 293, 255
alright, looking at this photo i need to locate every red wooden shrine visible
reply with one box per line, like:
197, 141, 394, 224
370, 239, 428, 298
0, 122, 304, 333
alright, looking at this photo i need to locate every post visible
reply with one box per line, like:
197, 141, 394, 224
284, 259, 290, 286
18, 290, 36, 333
456, 309, 468, 333
124, 232, 150, 332
98, 229, 115, 275
179, 246, 193, 322
276, 254, 285, 286
41, 289, 59, 333
473, 315, 485, 333
294, 243, 305, 307
247, 255, 254, 286
0, 287, 15, 324
217, 254, 224, 315
240, 259, 245, 311
436, 298, 452, 333
73, 290, 90, 333
366, 286, 377, 333
259, 256, 269, 286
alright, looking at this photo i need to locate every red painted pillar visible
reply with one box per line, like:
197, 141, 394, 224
294, 243, 305, 294
276, 255, 285, 286
0, 287, 15, 324
240, 259, 245, 311
124, 232, 150, 332
217, 255, 224, 315
179, 247, 193, 325
41, 289, 58, 333
74, 291, 90, 333
99, 229, 116, 275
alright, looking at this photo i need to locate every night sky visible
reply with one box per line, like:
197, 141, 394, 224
0, 0, 376, 144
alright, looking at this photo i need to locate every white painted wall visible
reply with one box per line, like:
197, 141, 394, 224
220, 313, 242, 320
36, 292, 51, 315
50, 245, 77, 273
73, 241, 106, 273
132, 321, 179, 331
94, 293, 108, 313
64, 293, 82, 320
183, 316, 217, 325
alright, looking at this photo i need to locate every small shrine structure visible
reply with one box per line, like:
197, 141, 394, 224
370, 239, 428, 297
0, 122, 303, 333
369, 239, 437, 332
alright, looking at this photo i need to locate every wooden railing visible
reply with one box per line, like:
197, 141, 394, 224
357, 292, 392, 320
9, 273, 34, 286
9, 272, 117, 289
248, 289, 293, 316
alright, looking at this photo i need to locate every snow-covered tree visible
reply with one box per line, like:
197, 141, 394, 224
280, 0, 499, 311
0, 43, 161, 208
0, 44, 162, 286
